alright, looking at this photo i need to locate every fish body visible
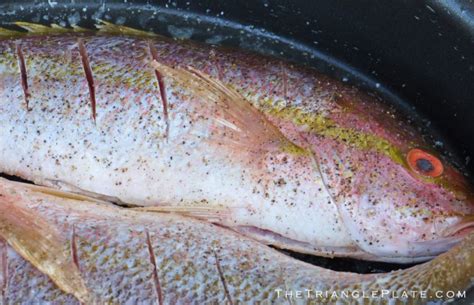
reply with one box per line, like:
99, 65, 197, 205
0, 23, 472, 262
0, 178, 472, 305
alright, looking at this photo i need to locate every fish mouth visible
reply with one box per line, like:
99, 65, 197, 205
407, 216, 474, 259
443, 215, 474, 238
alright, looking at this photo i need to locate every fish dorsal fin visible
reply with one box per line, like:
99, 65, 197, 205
0, 181, 90, 303
151, 60, 304, 153
2, 20, 158, 38
14, 22, 71, 34
71, 24, 90, 32
6, 22, 90, 36
96, 19, 157, 37
0, 27, 24, 37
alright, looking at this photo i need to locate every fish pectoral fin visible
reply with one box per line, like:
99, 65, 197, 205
0, 184, 90, 303
151, 60, 304, 153
133, 205, 231, 223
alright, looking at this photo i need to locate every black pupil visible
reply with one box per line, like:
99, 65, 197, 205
416, 158, 434, 173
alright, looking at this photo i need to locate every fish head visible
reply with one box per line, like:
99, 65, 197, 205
311, 94, 474, 263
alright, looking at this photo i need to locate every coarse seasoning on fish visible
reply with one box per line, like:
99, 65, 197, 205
0, 178, 472, 305
0, 22, 472, 263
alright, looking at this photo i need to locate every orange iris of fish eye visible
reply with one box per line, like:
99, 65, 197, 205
407, 148, 444, 178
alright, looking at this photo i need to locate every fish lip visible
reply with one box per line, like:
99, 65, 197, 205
411, 234, 465, 259
442, 216, 474, 238
447, 222, 474, 238
409, 217, 474, 257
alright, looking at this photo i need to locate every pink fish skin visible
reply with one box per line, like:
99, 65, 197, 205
0, 178, 472, 304
0, 23, 472, 263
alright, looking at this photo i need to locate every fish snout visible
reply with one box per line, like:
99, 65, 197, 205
442, 214, 474, 238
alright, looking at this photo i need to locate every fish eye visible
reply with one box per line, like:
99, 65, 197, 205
407, 148, 444, 177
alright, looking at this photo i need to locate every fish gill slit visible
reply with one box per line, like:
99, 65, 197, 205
145, 230, 163, 305
1, 238, 8, 304
78, 39, 97, 123
148, 41, 170, 139
301, 133, 340, 214
15, 43, 30, 110
212, 249, 234, 305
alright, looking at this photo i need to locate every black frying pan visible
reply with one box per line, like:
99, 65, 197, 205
0, 0, 472, 303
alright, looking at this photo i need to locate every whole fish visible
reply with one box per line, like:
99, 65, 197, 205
0, 22, 472, 263
0, 178, 472, 304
